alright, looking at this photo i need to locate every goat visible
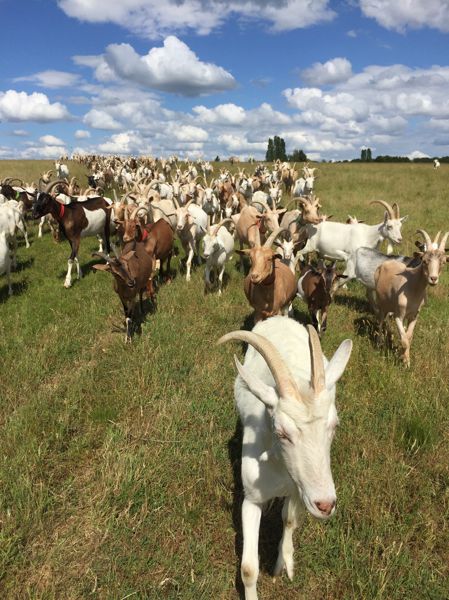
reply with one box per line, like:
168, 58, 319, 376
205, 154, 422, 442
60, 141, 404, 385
55, 161, 69, 180
32, 190, 115, 287
202, 218, 234, 295
297, 261, 344, 336
433, 159, 440, 169
218, 317, 352, 600
174, 198, 208, 281
374, 230, 448, 367
298, 200, 407, 283
93, 242, 154, 342
237, 228, 297, 323
121, 207, 174, 284
0, 231, 12, 295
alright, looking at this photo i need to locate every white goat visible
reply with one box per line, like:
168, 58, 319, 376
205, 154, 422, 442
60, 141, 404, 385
298, 200, 407, 282
202, 218, 234, 295
219, 317, 352, 600
0, 231, 12, 295
174, 199, 207, 281
55, 161, 69, 180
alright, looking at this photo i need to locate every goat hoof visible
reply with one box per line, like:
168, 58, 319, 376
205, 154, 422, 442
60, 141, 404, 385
64, 282, 72, 288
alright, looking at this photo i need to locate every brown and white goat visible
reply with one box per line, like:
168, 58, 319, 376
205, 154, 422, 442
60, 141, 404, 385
237, 228, 297, 322
374, 229, 448, 367
32, 189, 115, 287
92, 241, 154, 342
297, 260, 344, 336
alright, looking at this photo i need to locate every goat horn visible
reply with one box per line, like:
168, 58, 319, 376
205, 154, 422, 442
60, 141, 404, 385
92, 251, 115, 264
218, 331, 302, 402
307, 325, 326, 394
263, 227, 288, 248
392, 202, 400, 218
439, 232, 449, 252
370, 200, 394, 219
416, 229, 432, 248
45, 179, 68, 194
212, 218, 233, 232
130, 205, 142, 220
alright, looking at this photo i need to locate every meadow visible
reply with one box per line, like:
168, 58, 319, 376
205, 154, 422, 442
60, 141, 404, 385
0, 160, 448, 599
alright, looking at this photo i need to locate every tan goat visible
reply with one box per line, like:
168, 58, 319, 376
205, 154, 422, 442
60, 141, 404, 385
374, 229, 448, 367
237, 228, 297, 322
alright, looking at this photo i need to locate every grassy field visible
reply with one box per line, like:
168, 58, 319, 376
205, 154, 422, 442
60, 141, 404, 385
0, 160, 448, 599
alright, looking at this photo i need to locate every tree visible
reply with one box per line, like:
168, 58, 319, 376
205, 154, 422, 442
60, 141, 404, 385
361, 148, 367, 161
266, 138, 274, 162
366, 148, 372, 161
288, 148, 307, 162
214, 155, 220, 162
273, 135, 287, 161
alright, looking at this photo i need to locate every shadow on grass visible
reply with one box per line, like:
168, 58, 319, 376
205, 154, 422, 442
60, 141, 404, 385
0, 279, 28, 303
334, 291, 371, 313
203, 270, 231, 295
14, 257, 35, 272
227, 419, 283, 599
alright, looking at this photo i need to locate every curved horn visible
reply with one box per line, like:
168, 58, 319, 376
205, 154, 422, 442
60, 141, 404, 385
252, 197, 270, 212
263, 227, 289, 248
92, 251, 115, 265
416, 229, 432, 249
217, 330, 302, 401
439, 232, 449, 252
211, 218, 233, 233
307, 325, 326, 394
130, 205, 143, 220
370, 200, 394, 219
45, 179, 68, 194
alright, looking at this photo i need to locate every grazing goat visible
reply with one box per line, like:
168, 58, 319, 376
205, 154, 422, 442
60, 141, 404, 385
218, 317, 352, 600
297, 261, 344, 336
92, 241, 154, 342
238, 228, 297, 322
32, 190, 115, 287
174, 198, 208, 281
202, 218, 234, 295
0, 231, 12, 295
374, 230, 448, 367
55, 161, 69, 180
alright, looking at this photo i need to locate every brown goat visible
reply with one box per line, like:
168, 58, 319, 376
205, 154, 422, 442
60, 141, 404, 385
92, 241, 154, 342
297, 260, 344, 336
237, 228, 297, 322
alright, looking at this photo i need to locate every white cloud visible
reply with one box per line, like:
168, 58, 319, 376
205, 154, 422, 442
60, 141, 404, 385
98, 131, 150, 154
408, 150, 430, 160
301, 57, 352, 85
58, 0, 335, 37
360, 0, 449, 33
193, 103, 247, 125
21, 145, 67, 159
104, 37, 236, 96
0, 90, 70, 122
40, 134, 65, 146
14, 70, 81, 88
83, 109, 123, 130
168, 124, 208, 142
75, 129, 91, 139
11, 129, 28, 136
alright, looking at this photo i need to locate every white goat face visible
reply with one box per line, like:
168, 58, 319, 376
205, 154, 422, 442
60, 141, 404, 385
202, 234, 219, 258
176, 207, 190, 231
382, 213, 407, 245
273, 397, 338, 520
279, 239, 294, 260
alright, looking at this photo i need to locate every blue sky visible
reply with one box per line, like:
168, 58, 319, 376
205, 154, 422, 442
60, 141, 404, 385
1, 0, 449, 160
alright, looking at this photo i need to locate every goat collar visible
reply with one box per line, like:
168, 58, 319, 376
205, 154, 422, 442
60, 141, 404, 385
141, 228, 148, 241
58, 203, 65, 219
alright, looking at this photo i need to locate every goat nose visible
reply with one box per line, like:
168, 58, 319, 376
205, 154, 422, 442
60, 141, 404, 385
315, 500, 335, 516
430, 276, 438, 284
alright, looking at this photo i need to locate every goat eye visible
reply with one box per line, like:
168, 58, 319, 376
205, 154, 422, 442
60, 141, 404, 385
276, 430, 292, 443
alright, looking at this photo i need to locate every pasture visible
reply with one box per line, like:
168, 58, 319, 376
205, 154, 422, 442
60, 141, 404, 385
1, 160, 448, 599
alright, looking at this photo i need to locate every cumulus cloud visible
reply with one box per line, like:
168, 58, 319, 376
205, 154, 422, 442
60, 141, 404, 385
40, 134, 65, 146
301, 57, 352, 85
58, 0, 335, 37
98, 131, 150, 154
0, 90, 70, 122
359, 0, 449, 33
104, 37, 236, 96
11, 129, 28, 136
408, 150, 430, 160
21, 145, 68, 159
83, 109, 123, 130
14, 70, 81, 88
74, 129, 91, 139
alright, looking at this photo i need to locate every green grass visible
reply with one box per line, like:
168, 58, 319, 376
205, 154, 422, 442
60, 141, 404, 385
0, 160, 448, 599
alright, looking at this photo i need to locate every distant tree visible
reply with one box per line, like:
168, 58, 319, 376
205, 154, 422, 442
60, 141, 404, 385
288, 148, 307, 162
266, 138, 274, 162
361, 148, 367, 161
273, 135, 287, 161
366, 148, 372, 161
214, 155, 220, 162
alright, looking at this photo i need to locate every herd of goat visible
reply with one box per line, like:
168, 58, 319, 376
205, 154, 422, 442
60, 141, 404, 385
0, 155, 446, 599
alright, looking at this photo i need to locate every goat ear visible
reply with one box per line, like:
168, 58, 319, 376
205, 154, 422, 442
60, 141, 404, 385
236, 249, 251, 256
325, 339, 352, 390
92, 263, 111, 272
234, 356, 278, 410
400, 215, 408, 223
120, 250, 136, 262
